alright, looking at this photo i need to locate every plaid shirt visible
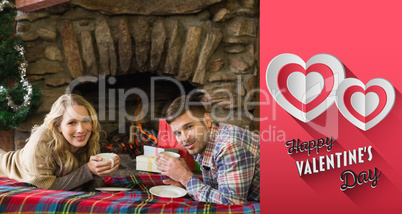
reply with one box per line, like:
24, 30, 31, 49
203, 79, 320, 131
187, 123, 260, 205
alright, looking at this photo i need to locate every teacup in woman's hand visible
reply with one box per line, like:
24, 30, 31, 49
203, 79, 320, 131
154, 151, 180, 167
96, 153, 117, 168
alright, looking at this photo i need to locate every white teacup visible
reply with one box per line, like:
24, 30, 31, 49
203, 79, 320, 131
154, 151, 180, 167
96, 153, 117, 168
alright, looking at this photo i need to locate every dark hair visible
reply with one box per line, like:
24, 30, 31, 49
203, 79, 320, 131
165, 92, 208, 124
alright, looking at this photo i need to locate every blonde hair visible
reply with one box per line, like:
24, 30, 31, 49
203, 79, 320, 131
29, 94, 100, 176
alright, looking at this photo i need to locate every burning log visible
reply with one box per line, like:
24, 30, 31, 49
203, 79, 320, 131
102, 95, 158, 158
102, 124, 157, 158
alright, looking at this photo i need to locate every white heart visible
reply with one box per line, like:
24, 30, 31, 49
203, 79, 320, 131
351, 92, 379, 117
336, 78, 395, 131
288, 72, 324, 104
266, 53, 345, 122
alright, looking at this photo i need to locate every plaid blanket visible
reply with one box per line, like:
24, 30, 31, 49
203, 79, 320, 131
0, 174, 260, 213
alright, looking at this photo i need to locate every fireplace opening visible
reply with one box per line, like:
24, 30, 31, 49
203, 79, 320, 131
71, 73, 197, 157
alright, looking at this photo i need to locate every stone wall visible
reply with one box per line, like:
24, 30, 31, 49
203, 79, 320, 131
13, 0, 259, 148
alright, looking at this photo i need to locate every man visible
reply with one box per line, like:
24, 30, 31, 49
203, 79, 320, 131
156, 94, 260, 205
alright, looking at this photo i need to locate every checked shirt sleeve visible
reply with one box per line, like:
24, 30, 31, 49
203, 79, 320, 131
186, 144, 256, 205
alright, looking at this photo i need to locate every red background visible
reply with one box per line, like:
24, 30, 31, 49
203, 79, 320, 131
260, 1, 402, 213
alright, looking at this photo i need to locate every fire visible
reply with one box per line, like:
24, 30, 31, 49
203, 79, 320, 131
129, 123, 157, 146
101, 96, 158, 158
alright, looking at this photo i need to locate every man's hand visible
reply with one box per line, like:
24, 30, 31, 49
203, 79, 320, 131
162, 178, 186, 189
156, 153, 193, 187
87, 155, 120, 177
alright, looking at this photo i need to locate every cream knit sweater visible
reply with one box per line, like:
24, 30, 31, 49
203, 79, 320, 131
0, 131, 94, 190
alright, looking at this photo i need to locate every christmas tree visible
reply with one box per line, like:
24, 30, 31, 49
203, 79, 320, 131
0, 0, 41, 130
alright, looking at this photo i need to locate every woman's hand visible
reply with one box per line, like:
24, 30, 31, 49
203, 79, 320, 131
87, 155, 120, 177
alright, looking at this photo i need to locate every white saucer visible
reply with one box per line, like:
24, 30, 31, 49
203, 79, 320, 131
95, 187, 131, 193
149, 185, 187, 198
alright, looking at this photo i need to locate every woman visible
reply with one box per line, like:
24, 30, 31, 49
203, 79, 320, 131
0, 94, 120, 190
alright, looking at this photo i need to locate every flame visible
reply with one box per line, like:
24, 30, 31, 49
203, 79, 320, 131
129, 123, 157, 145
138, 124, 157, 143
121, 143, 127, 151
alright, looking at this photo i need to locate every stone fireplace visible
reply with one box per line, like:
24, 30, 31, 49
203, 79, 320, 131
12, 0, 260, 151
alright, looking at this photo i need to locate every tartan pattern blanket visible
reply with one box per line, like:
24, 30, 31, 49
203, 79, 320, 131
0, 174, 260, 213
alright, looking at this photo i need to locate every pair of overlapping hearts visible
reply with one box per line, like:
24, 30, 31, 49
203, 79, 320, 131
266, 53, 395, 131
